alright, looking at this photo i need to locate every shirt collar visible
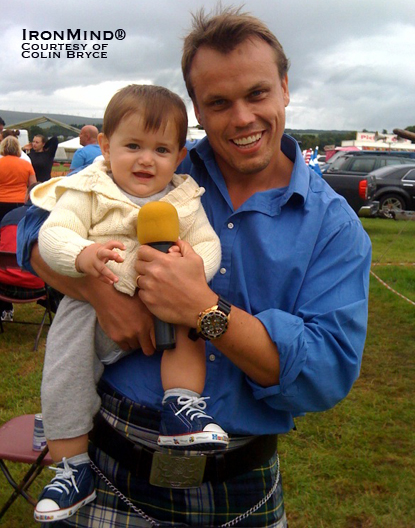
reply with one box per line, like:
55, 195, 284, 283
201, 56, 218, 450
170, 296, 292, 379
189, 134, 309, 212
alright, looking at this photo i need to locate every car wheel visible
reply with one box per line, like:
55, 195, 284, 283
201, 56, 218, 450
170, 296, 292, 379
379, 194, 406, 215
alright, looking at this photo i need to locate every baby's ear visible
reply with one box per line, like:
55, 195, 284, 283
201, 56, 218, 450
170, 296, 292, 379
98, 133, 110, 161
176, 146, 187, 167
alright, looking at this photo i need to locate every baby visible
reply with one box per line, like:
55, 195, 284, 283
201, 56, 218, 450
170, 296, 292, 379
32, 85, 228, 523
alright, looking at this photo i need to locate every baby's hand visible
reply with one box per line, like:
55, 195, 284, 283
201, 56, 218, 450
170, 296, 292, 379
75, 241, 125, 285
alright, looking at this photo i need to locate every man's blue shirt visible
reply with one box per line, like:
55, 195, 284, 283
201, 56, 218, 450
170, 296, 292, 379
69, 144, 102, 172
17, 134, 371, 435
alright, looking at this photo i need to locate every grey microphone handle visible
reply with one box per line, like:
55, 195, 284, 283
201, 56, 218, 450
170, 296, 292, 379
148, 241, 176, 351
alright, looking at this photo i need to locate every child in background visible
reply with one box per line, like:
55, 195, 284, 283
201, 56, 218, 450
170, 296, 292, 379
32, 84, 228, 523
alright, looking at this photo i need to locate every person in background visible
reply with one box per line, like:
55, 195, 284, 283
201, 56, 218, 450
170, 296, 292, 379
27, 134, 59, 182
0, 182, 45, 322
0, 117, 5, 135
18, 5, 371, 527
69, 125, 102, 173
0, 136, 36, 223
0, 130, 33, 164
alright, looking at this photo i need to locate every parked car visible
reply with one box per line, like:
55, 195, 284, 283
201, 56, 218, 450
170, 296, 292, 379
324, 153, 415, 176
317, 154, 326, 166
321, 150, 415, 174
322, 171, 378, 216
321, 153, 414, 215
368, 164, 415, 214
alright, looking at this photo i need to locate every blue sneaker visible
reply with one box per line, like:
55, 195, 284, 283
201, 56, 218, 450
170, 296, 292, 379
34, 457, 96, 523
158, 395, 229, 450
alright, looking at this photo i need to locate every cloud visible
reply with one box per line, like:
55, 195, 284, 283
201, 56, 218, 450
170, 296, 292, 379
1, 0, 414, 131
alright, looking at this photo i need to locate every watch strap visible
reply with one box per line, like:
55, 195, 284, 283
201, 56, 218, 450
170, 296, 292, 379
217, 296, 232, 316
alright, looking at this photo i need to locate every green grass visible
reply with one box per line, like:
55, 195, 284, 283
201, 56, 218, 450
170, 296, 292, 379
280, 217, 415, 527
0, 217, 414, 527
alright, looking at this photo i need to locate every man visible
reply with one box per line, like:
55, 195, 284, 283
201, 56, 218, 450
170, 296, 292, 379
69, 125, 101, 172
0, 117, 5, 135
18, 6, 371, 527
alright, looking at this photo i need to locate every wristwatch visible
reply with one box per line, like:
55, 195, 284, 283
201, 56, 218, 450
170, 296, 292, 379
188, 296, 231, 341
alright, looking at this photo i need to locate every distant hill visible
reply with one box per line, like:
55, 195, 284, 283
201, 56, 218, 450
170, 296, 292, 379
286, 128, 356, 135
0, 109, 102, 127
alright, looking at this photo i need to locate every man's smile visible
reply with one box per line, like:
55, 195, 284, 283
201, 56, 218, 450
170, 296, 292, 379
231, 132, 263, 148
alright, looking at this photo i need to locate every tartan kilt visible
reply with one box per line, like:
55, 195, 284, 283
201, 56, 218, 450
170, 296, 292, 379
53, 388, 287, 528
0, 283, 46, 299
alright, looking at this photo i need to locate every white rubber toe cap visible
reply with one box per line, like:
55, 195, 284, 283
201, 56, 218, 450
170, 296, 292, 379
203, 423, 226, 434
35, 498, 60, 513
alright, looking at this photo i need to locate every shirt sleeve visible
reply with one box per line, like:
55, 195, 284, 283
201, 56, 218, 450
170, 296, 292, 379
38, 189, 95, 277
16, 205, 50, 274
181, 203, 221, 282
44, 136, 59, 159
249, 219, 371, 414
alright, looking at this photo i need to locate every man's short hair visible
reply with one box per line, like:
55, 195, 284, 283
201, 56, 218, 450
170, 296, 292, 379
182, 5, 290, 101
0, 117, 5, 127
102, 85, 188, 149
0, 136, 22, 157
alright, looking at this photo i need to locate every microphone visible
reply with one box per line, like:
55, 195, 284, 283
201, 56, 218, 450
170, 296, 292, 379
137, 202, 180, 351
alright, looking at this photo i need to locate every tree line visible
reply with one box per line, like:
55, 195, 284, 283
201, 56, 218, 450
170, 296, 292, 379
26, 123, 103, 141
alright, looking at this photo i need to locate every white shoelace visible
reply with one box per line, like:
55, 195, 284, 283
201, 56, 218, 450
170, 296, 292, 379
45, 457, 80, 494
174, 395, 212, 421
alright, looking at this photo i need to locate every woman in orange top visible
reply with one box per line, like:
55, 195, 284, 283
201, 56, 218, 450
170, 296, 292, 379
0, 136, 36, 222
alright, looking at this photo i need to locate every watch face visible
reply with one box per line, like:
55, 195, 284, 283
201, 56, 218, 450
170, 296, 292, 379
200, 309, 229, 339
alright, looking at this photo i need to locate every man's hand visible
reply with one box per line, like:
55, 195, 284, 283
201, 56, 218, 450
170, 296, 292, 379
136, 239, 280, 386
75, 241, 125, 285
135, 239, 216, 327
94, 290, 156, 355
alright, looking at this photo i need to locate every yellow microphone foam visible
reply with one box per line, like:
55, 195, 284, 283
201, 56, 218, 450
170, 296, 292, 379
137, 202, 180, 244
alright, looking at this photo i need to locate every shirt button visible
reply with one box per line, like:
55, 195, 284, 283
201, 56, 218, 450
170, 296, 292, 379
227, 222, 234, 229
220, 267, 226, 274
209, 354, 216, 362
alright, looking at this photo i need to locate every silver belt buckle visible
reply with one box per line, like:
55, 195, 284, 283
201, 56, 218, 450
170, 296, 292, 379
149, 450, 207, 488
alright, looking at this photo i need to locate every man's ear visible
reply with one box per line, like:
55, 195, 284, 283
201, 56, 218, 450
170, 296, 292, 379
98, 133, 110, 161
193, 102, 203, 127
282, 74, 290, 108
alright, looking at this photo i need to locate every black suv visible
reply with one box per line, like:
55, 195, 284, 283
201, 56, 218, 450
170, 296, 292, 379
324, 153, 415, 177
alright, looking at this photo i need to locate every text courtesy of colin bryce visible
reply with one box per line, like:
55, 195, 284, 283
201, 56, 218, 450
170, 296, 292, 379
21, 29, 126, 59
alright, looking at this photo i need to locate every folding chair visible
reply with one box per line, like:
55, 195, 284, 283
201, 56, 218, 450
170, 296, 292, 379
0, 414, 52, 521
0, 250, 53, 351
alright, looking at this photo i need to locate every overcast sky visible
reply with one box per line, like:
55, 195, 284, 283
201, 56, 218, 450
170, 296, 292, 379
1, 0, 414, 132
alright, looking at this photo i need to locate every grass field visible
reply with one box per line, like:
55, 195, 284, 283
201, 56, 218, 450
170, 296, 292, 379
0, 217, 414, 527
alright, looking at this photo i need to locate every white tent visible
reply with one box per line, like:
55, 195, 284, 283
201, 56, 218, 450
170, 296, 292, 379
55, 137, 81, 160
187, 127, 206, 141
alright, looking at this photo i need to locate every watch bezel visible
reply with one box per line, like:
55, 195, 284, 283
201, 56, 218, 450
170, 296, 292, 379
198, 307, 229, 340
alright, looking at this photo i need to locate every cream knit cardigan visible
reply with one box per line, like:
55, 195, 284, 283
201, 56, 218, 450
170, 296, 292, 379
31, 161, 221, 296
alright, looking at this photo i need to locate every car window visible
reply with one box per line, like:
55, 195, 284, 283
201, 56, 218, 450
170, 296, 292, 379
349, 158, 376, 172
381, 159, 406, 167
403, 169, 415, 181
330, 156, 349, 170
